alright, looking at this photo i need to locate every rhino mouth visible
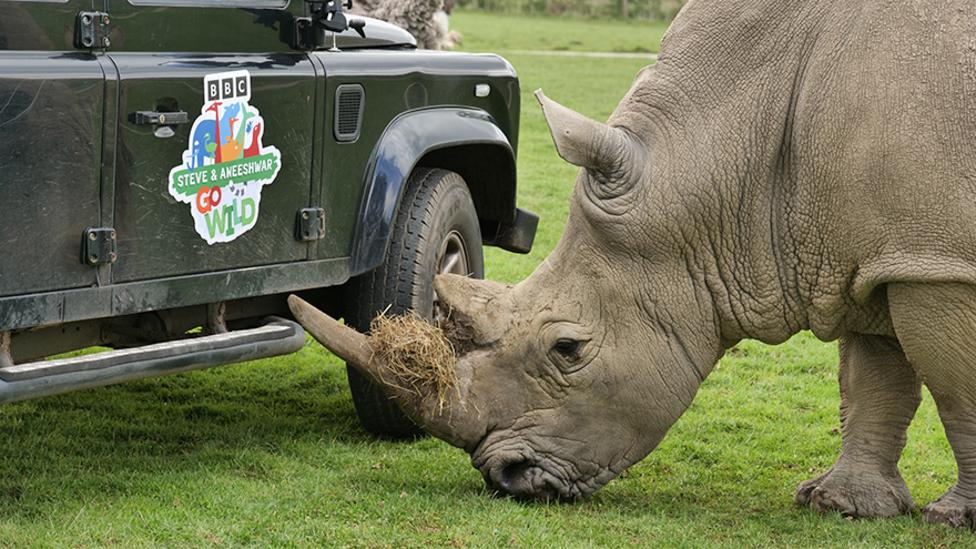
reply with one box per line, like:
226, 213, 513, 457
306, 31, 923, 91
484, 458, 570, 501
472, 435, 612, 502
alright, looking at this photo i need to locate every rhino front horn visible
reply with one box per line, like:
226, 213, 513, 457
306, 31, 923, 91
287, 294, 375, 373
535, 89, 642, 198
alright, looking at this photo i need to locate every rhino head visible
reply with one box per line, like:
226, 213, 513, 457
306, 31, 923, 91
290, 89, 730, 501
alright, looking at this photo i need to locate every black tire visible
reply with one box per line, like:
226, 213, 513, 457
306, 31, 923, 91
344, 168, 484, 439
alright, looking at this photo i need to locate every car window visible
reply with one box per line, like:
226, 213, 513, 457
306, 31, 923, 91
128, 0, 287, 7
0, 0, 70, 3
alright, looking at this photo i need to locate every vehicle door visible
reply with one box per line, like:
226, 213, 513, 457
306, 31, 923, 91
0, 0, 106, 297
106, 1, 319, 283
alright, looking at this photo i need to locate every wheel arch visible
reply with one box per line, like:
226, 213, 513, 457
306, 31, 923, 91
348, 107, 518, 277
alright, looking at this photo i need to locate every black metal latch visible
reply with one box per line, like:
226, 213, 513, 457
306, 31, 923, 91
82, 228, 118, 266
295, 208, 326, 242
75, 11, 111, 50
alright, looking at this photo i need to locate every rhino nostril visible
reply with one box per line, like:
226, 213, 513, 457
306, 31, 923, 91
498, 460, 533, 493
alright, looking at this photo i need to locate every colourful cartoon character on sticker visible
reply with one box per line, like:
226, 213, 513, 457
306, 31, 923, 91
168, 70, 282, 245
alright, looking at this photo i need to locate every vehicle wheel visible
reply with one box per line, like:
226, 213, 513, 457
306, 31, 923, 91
344, 168, 484, 439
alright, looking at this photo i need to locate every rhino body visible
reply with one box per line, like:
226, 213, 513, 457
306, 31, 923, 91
293, 0, 976, 527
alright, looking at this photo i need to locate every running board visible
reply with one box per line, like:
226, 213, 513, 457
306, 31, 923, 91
0, 318, 306, 403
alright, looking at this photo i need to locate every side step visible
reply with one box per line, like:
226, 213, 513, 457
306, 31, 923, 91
0, 317, 306, 404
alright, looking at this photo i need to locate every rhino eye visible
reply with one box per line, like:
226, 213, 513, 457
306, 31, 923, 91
552, 338, 583, 359
542, 323, 597, 374
549, 337, 595, 374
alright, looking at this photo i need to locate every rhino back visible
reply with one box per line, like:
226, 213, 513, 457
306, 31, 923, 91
790, 0, 976, 323
610, 0, 976, 342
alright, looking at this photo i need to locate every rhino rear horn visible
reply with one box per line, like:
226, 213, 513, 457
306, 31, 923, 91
434, 274, 512, 346
535, 90, 641, 195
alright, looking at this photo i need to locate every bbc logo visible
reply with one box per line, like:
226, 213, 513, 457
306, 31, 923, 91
205, 70, 251, 102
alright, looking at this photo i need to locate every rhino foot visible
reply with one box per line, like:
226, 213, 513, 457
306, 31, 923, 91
795, 466, 914, 518
923, 486, 976, 529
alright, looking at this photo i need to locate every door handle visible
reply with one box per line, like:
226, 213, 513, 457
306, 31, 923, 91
131, 111, 190, 125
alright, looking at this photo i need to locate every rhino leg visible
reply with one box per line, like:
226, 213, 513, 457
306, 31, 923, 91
796, 333, 920, 518
889, 282, 976, 529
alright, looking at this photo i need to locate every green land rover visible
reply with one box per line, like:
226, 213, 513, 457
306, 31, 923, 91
0, 0, 537, 437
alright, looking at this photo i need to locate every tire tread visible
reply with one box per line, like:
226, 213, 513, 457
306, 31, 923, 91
344, 168, 483, 439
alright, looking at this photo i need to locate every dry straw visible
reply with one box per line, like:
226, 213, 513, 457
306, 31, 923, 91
369, 312, 459, 412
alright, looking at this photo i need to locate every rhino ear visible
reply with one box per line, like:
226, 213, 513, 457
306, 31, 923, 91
535, 89, 640, 192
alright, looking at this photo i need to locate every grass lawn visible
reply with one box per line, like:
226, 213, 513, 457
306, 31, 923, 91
452, 10, 668, 54
0, 11, 971, 549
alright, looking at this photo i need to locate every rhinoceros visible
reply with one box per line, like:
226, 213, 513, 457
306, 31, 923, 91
290, 0, 976, 528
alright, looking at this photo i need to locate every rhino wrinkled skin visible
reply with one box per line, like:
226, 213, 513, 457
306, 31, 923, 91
292, 0, 976, 528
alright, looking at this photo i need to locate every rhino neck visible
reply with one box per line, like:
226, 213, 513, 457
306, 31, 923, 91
612, 0, 838, 344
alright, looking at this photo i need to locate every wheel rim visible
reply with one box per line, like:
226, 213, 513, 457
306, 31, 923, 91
437, 230, 469, 276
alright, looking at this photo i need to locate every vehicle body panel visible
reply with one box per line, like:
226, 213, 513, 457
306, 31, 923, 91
108, 52, 317, 282
311, 50, 519, 266
0, 52, 104, 296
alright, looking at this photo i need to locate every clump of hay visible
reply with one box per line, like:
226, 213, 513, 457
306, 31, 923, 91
369, 312, 458, 411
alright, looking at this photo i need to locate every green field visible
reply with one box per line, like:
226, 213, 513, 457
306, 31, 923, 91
451, 11, 668, 54
0, 12, 971, 549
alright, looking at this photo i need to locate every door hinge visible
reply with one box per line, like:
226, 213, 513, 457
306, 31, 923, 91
295, 208, 326, 242
82, 227, 118, 266
75, 11, 112, 50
